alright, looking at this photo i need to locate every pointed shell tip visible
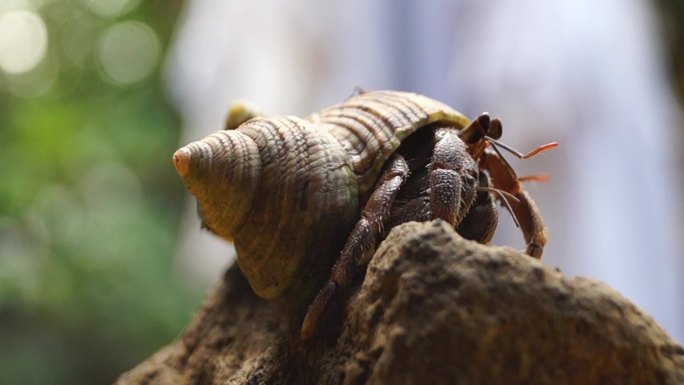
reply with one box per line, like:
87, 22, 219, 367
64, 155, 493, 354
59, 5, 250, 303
173, 147, 192, 177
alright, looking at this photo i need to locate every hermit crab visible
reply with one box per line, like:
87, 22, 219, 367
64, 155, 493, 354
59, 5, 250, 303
172, 90, 556, 340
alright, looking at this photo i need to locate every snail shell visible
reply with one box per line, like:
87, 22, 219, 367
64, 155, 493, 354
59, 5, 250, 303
309, 91, 470, 195
174, 91, 471, 299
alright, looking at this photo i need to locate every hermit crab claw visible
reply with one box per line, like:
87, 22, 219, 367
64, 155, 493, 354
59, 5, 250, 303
479, 140, 558, 259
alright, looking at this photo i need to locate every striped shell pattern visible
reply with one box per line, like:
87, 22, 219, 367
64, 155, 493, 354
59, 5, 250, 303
174, 91, 473, 299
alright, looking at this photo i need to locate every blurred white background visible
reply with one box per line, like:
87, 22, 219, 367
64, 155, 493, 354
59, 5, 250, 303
165, 0, 684, 342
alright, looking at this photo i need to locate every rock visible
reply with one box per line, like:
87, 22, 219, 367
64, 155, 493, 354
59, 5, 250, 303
115, 220, 684, 385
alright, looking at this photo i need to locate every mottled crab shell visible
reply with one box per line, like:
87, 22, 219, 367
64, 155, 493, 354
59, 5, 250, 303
173, 91, 471, 299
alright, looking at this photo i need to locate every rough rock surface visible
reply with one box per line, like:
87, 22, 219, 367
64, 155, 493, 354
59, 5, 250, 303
115, 220, 684, 385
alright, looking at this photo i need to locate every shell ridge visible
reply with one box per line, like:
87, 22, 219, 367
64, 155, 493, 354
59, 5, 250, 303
322, 114, 382, 169
344, 94, 427, 192
227, 131, 261, 237
235, 118, 291, 269
178, 90, 479, 300
261, 117, 303, 262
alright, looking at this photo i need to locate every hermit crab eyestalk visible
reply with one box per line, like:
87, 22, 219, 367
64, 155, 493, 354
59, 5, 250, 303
458, 113, 491, 144
488, 118, 502, 139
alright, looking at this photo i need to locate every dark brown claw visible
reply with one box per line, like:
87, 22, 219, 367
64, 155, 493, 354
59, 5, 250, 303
301, 154, 410, 340
302, 125, 484, 339
301, 281, 336, 340
480, 149, 547, 259
301, 108, 555, 340
457, 113, 555, 259
429, 127, 478, 225
456, 171, 498, 243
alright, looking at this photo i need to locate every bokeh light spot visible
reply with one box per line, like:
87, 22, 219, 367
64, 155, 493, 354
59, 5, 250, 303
97, 21, 160, 85
0, 10, 48, 74
81, 0, 140, 18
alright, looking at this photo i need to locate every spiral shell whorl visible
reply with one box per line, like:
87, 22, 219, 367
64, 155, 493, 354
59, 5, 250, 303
174, 90, 475, 300
232, 116, 358, 299
176, 115, 359, 299
173, 129, 261, 240
310, 91, 471, 195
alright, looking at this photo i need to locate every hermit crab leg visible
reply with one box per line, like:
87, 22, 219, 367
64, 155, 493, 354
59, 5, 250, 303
479, 149, 548, 259
456, 171, 499, 243
429, 127, 479, 225
301, 154, 410, 340
458, 114, 555, 258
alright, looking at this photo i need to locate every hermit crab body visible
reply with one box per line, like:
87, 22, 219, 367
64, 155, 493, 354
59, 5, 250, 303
173, 90, 556, 339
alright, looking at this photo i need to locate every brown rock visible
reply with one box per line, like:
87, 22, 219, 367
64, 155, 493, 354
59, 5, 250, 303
115, 220, 684, 385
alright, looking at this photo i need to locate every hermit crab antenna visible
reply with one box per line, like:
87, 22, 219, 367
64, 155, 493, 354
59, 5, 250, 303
518, 174, 550, 183
486, 139, 517, 178
349, 86, 367, 98
486, 139, 559, 185
477, 186, 519, 204
485, 136, 559, 160
478, 186, 521, 228
480, 116, 558, 180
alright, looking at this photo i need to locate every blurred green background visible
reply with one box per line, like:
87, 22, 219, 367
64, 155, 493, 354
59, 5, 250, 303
1, 1, 683, 384
0, 1, 198, 384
